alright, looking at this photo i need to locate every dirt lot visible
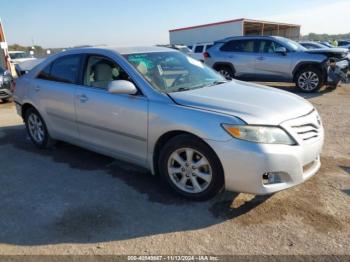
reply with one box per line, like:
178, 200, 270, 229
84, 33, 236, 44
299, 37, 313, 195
0, 84, 349, 256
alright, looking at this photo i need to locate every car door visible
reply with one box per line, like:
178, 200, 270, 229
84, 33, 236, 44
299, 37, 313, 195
34, 54, 82, 141
75, 54, 148, 165
219, 39, 259, 77
254, 40, 292, 80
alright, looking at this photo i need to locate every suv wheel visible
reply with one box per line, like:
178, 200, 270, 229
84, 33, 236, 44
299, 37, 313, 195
158, 134, 224, 200
24, 108, 55, 148
216, 66, 234, 80
295, 67, 323, 92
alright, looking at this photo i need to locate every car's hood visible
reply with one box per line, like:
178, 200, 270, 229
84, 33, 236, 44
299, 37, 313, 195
169, 80, 314, 125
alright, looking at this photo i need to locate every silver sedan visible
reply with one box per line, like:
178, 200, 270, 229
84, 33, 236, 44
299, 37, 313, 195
14, 46, 324, 200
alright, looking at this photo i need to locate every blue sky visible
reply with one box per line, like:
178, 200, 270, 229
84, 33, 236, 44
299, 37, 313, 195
1, 0, 349, 48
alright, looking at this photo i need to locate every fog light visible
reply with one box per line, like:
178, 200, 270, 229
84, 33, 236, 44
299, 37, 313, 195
262, 172, 283, 185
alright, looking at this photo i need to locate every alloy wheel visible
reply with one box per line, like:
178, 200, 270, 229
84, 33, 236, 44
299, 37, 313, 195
27, 113, 45, 144
219, 69, 232, 79
167, 148, 213, 194
298, 71, 320, 91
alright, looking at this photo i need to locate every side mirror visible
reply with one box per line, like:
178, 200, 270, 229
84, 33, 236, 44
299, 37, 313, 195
275, 47, 287, 55
107, 80, 137, 95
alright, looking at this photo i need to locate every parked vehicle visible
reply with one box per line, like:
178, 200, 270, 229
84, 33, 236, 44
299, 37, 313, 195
339, 43, 350, 51
9, 51, 37, 64
338, 40, 350, 47
299, 41, 350, 66
320, 41, 335, 48
205, 36, 349, 92
0, 66, 13, 102
188, 43, 213, 62
14, 47, 324, 200
299, 41, 329, 50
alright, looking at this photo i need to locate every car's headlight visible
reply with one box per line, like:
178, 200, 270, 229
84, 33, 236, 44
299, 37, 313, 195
222, 124, 296, 145
0, 75, 3, 85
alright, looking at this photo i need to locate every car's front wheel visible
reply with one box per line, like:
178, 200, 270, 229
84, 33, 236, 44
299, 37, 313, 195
24, 108, 55, 148
159, 134, 224, 200
216, 66, 235, 80
295, 67, 323, 92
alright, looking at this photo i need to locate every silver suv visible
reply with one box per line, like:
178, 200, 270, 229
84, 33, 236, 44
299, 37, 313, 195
205, 36, 349, 92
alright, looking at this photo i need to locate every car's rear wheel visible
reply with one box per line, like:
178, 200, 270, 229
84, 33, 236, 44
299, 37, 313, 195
158, 134, 224, 200
295, 67, 323, 92
216, 66, 235, 80
24, 108, 55, 148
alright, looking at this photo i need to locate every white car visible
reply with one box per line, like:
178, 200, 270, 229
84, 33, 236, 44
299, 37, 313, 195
9, 51, 37, 64
188, 43, 213, 62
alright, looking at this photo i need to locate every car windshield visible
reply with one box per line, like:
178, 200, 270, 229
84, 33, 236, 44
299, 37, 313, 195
9, 52, 31, 59
276, 37, 307, 52
0, 67, 4, 74
124, 52, 226, 93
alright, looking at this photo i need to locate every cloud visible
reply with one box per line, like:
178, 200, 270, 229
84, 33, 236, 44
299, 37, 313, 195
262, 1, 350, 35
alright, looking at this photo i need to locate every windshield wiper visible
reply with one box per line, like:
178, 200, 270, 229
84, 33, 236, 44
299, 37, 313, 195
206, 80, 228, 87
170, 87, 191, 93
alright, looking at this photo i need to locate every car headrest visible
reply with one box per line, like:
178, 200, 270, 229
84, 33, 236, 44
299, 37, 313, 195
94, 63, 113, 81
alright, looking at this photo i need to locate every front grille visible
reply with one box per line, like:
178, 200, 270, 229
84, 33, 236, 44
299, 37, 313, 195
284, 110, 322, 144
292, 123, 319, 141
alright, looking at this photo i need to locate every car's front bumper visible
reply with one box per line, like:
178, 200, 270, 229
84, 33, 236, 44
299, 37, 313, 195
205, 111, 324, 195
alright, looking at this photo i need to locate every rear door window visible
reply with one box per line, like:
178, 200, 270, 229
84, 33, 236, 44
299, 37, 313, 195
220, 40, 255, 52
37, 55, 82, 84
205, 44, 213, 50
50, 55, 81, 84
256, 40, 284, 53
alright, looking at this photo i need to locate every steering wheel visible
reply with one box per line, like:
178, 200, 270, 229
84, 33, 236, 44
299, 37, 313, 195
171, 72, 190, 88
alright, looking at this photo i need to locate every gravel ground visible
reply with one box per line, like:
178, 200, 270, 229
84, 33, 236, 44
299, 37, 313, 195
0, 84, 349, 256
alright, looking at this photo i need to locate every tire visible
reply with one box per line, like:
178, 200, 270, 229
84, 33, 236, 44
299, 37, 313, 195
295, 67, 323, 93
24, 108, 55, 149
158, 134, 224, 200
216, 65, 235, 80
1, 98, 10, 103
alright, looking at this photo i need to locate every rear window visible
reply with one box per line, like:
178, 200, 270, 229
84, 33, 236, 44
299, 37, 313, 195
194, 45, 204, 53
206, 44, 213, 50
220, 40, 255, 52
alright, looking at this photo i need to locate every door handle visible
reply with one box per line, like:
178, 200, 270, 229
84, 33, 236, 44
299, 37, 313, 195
78, 94, 89, 103
34, 86, 40, 92
257, 56, 265, 61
